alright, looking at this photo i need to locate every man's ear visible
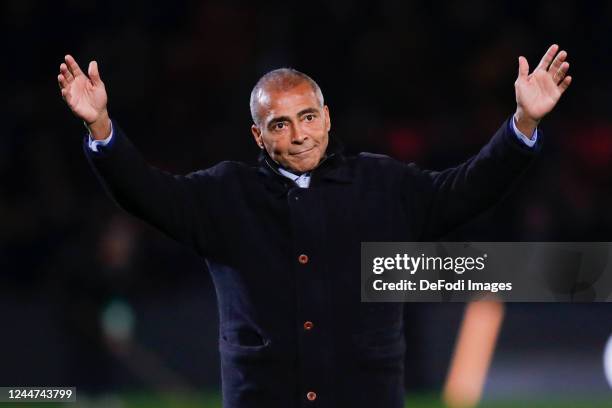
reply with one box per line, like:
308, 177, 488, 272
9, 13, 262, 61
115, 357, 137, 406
251, 124, 264, 149
323, 105, 331, 132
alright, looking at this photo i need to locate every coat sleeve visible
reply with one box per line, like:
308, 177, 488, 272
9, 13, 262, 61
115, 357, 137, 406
83, 120, 216, 256
405, 117, 542, 241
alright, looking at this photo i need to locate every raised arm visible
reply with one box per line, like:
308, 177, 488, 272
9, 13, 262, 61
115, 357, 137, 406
58, 55, 215, 255
414, 44, 572, 240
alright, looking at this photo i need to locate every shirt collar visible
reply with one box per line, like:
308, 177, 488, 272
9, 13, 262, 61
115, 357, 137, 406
277, 166, 309, 180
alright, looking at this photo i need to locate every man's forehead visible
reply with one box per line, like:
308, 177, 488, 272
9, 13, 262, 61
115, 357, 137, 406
258, 83, 319, 114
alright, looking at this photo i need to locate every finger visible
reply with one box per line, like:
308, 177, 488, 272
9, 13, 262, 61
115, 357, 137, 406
548, 50, 567, 74
60, 63, 74, 82
518, 56, 529, 78
536, 44, 559, 71
58, 73, 69, 89
554, 62, 570, 84
559, 75, 572, 94
88, 61, 102, 85
64, 54, 84, 78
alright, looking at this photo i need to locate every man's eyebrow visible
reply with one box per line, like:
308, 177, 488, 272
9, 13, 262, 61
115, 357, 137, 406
297, 107, 319, 116
267, 115, 291, 128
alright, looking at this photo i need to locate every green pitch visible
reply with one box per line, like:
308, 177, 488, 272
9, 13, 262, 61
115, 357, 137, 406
3, 392, 611, 407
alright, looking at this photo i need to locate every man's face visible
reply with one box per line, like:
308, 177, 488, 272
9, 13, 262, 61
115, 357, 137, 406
251, 82, 331, 173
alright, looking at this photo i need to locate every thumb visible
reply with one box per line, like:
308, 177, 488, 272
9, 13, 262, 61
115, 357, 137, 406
517, 56, 529, 79
88, 60, 102, 85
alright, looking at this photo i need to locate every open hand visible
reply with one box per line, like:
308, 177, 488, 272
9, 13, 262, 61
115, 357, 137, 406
58, 55, 110, 138
514, 44, 572, 136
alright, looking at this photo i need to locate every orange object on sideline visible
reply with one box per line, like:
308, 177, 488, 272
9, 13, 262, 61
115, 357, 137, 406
443, 300, 505, 408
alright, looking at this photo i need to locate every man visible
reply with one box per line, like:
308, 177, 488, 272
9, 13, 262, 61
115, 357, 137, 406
58, 44, 571, 408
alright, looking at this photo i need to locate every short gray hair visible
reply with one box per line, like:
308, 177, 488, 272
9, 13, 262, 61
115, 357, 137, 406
250, 68, 324, 126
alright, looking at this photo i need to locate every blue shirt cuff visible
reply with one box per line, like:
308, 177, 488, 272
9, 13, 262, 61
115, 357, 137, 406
511, 114, 538, 148
88, 122, 114, 152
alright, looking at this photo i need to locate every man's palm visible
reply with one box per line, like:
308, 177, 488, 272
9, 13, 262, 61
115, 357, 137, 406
59, 55, 107, 125
514, 45, 572, 123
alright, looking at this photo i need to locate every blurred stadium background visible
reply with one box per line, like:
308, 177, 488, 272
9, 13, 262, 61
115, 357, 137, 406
1, 0, 611, 406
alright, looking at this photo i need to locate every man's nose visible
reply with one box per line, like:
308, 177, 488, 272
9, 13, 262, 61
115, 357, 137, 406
291, 131, 308, 144
291, 127, 307, 144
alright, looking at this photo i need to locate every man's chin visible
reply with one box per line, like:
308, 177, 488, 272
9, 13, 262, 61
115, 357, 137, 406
286, 156, 320, 173
289, 165, 314, 173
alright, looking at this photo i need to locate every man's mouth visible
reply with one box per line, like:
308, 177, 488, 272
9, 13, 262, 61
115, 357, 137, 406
290, 146, 315, 156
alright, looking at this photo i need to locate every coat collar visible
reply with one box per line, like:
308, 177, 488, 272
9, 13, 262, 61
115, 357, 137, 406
257, 138, 353, 195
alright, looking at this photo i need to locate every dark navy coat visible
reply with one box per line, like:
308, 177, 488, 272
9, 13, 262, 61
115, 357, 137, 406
84, 117, 540, 408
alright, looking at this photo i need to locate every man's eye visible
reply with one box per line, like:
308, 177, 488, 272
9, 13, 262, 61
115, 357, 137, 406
304, 114, 315, 121
275, 122, 285, 130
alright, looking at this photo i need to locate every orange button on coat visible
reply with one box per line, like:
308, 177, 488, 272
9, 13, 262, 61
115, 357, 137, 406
306, 391, 317, 401
298, 254, 309, 264
303, 321, 314, 330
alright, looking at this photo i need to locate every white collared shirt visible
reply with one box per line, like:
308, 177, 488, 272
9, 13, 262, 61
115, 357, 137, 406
277, 167, 311, 188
